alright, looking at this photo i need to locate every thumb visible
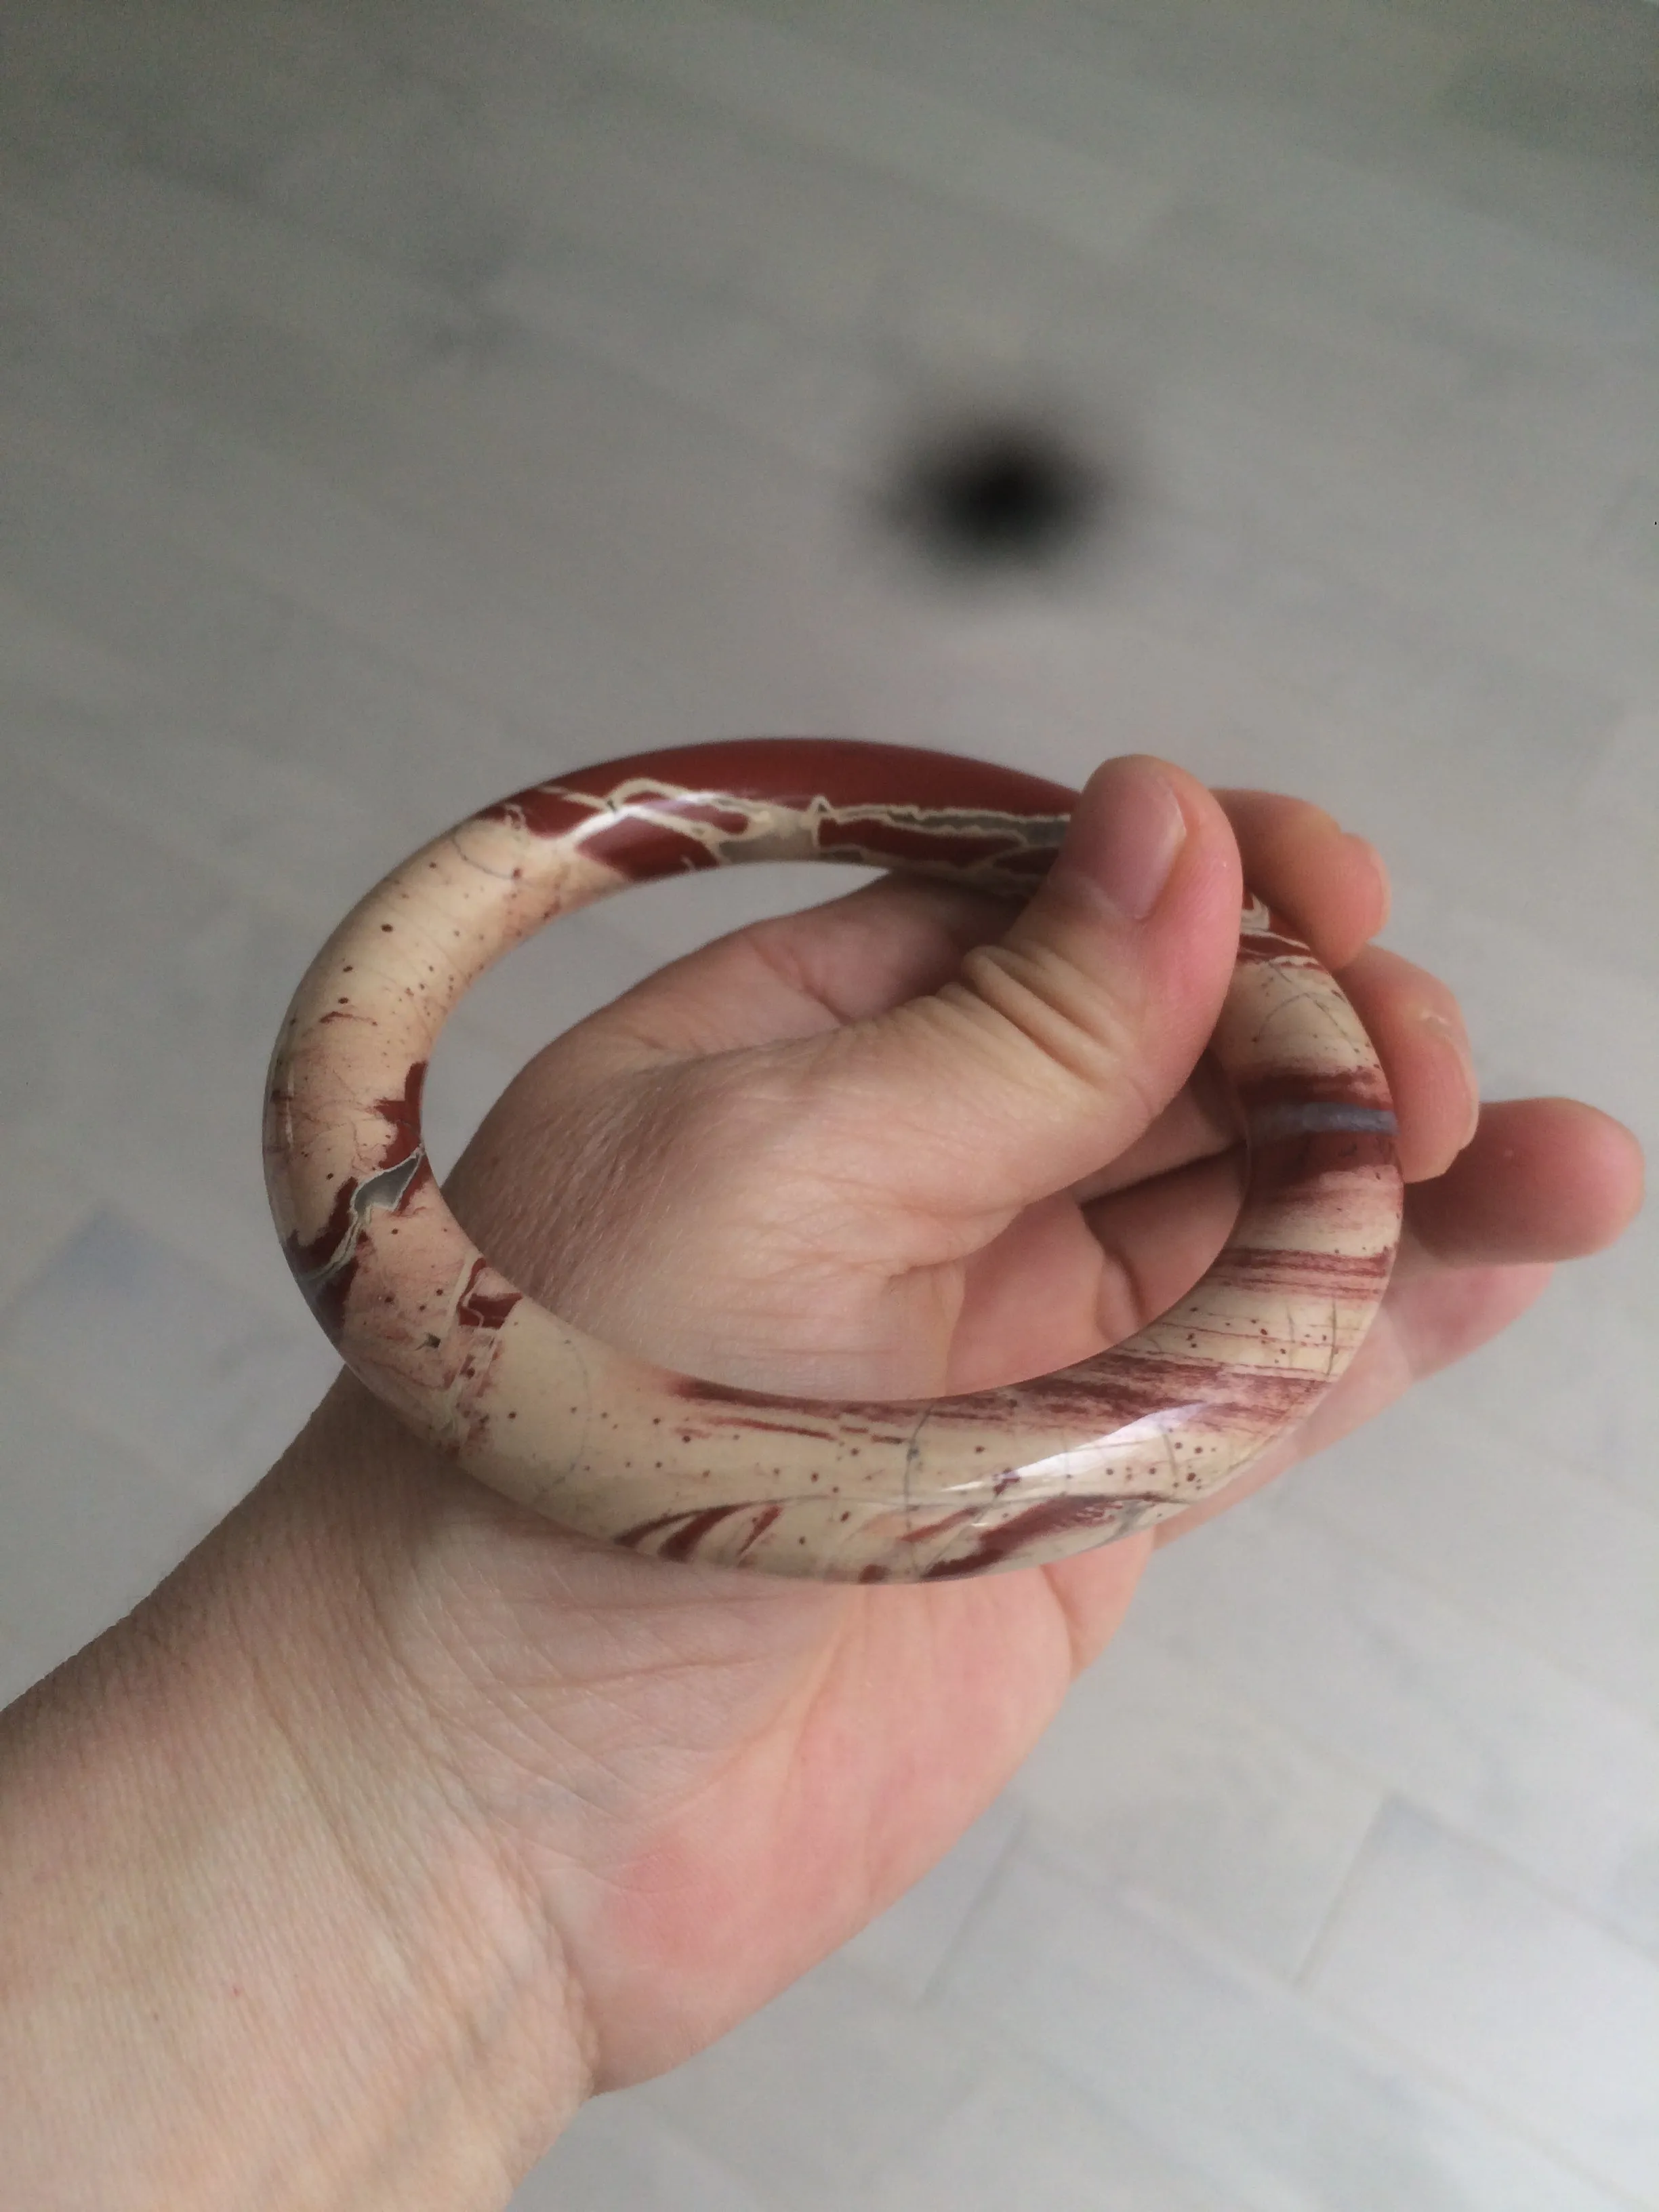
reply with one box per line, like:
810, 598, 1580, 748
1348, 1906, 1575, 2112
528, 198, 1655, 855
820, 754, 1244, 1227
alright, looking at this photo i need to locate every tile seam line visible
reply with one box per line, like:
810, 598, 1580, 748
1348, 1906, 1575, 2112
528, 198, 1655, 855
1274, 1492, 1659, 1738
951, 1851, 1657, 2212
537, 0, 1659, 324
0, 403, 687, 774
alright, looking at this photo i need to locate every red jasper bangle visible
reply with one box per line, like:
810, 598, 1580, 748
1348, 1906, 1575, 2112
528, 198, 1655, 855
264, 740, 1404, 1581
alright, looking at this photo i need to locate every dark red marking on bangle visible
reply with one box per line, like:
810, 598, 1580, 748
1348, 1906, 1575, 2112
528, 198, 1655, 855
455, 1255, 523, 1334
920, 1490, 1166, 1580
616, 1502, 751, 1560
371, 1061, 428, 1154
267, 739, 1404, 1580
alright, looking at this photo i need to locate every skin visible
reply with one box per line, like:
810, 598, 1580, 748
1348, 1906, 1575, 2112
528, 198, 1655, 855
0, 759, 1643, 2210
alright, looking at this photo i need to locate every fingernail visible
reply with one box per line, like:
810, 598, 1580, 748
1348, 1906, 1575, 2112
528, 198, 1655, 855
1344, 833, 1391, 930
1419, 1008, 1481, 1149
1069, 758, 1189, 924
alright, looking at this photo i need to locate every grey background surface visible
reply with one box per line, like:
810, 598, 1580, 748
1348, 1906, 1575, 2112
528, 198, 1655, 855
1, 1, 1656, 2204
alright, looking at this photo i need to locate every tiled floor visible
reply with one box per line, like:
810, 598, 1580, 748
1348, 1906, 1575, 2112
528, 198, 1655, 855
1, 1, 1656, 2205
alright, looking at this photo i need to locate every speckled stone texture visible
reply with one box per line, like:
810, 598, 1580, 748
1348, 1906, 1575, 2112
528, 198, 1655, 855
265, 740, 1403, 1579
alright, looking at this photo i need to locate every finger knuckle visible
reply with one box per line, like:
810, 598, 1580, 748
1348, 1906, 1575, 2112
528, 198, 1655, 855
953, 939, 1157, 1119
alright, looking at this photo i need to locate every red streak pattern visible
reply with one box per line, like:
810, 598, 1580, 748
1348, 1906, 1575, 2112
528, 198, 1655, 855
266, 740, 1404, 1580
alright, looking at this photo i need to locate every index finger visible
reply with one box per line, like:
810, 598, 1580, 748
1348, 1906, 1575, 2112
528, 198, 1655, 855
1212, 787, 1391, 973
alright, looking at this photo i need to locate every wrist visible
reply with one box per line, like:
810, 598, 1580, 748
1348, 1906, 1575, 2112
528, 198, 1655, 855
0, 1399, 592, 2211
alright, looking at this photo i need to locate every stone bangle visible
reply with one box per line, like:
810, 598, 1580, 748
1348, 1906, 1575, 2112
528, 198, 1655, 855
264, 739, 1403, 1582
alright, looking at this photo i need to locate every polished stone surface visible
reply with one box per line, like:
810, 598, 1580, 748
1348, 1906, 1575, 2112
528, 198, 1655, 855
265, 741, 1401, 1578
1, 0, 1655, 2201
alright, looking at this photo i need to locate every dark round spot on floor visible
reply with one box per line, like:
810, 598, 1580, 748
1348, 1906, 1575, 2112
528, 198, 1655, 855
882, 416, 1113, 572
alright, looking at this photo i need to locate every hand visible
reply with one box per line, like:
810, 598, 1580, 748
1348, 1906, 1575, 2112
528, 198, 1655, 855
7, 758, 1638, 2208
281, 758, 1640, 2083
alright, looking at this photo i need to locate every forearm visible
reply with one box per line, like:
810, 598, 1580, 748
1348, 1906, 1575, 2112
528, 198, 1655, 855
0, 1415, 590, 2212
